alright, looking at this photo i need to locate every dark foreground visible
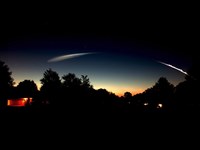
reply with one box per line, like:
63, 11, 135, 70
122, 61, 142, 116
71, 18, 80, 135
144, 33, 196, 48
1, 101, 199, 147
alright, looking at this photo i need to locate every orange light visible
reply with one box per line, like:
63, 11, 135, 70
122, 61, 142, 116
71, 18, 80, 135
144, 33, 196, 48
29, 98, 33, 103
7, 100, 11, 106
7, 97, 33, 107
7, 99, 25, 107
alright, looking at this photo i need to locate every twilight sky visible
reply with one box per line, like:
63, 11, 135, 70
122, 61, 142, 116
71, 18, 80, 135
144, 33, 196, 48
0, 8, 197, 96
0, 36, 191, 96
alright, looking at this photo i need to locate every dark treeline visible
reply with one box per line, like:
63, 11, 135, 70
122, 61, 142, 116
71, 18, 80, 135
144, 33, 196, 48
0, 59, 199, 113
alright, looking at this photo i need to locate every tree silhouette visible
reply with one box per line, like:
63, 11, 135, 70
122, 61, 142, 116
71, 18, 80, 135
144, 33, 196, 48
124, 92, 132, 99
17, 80, 38, 98
174, 61, 200, 112
142, 77, 174, 111
0, 60, 14, 107
61, 73, 82, 108
174, 81, 191, 111
61, 73, 94, 109
41, 69, 61, 85
79, 75, 93, 102
93, 88, 120, 113
62, 73, 81, 89
94, 89, 113, 109
154, 77, 174, 97
40, 69, 61, 105
123, 92, 132, 107
185, 60, 199, 82
81, 75, 93, 89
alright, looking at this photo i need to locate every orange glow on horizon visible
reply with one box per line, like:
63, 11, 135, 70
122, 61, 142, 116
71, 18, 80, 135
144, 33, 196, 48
93, 84, 144, 97
15, 79, 145, 97
116, 89, 144, 97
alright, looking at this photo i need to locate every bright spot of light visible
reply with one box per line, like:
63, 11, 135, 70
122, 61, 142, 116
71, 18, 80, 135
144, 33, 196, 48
157, 103, 163, 109
23, 98, 28, 102
144, 102, 148, 106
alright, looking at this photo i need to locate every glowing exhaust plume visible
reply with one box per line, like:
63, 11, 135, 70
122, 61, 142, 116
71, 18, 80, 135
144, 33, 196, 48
158, 61, 188, 76
48, 52, 93, 62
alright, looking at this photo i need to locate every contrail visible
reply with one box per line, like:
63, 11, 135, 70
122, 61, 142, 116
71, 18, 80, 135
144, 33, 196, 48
48, 52, 93, 62
158, 61, 188, 76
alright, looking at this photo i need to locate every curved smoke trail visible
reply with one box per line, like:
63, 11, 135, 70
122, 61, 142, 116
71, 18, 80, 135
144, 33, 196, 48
48, 52, 93, 62
157, 61, 188, 76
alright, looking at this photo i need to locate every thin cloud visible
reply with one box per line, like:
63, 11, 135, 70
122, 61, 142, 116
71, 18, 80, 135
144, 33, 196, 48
157, 61, 188, 76
48, 52, 93, 62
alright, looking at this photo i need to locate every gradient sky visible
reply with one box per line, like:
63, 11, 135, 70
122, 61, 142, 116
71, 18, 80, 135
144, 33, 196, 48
0, 36, 191, 96
0, 8, 196, 96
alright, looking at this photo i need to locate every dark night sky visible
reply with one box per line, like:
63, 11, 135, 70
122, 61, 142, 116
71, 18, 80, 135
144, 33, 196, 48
0, 5, 198, 96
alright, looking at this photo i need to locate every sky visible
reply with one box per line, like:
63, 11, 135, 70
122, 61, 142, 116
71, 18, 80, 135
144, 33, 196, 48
0, 36, 192, 96
0, 8, 197, 96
